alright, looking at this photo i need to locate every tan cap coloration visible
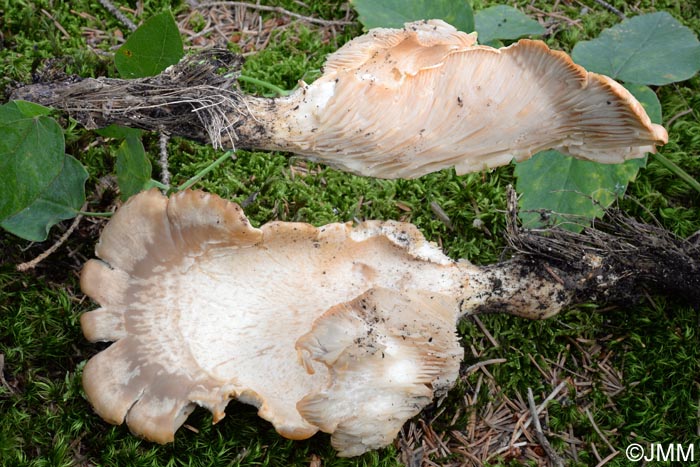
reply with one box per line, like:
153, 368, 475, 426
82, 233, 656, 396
251, 20, 667, 178
80, 189, 471, 452
80, 189, 265, 442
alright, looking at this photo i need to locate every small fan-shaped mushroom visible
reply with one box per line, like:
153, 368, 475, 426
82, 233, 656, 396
80, 189, 476, 446
236, 19, 667, 178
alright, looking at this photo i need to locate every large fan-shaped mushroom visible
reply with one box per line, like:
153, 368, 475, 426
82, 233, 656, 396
79, 189, 465, 445
14, 20, 667, 179
80, 189, 700, 456
80, 189, 568, 454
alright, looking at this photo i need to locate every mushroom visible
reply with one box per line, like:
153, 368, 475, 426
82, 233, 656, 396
79, 189, 572, 455
81, 188, 700, 455
14, 20, 667, 179
235, 19, 667, 177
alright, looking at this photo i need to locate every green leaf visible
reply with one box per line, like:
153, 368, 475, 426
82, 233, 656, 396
0, 101, 65, 222
514, 152, 644, 231
115, 135, 152, 200
1, 155, 88, 242
12, 100, 54, 117
95, 124, 144, 139
115, 10, 184, 78
571, 12, 700, 85
474, 5, 544, 44
351, 0, 474, 33
513, 82, 662, 231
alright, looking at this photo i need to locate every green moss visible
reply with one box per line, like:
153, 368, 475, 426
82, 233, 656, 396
1, 0, 699, 465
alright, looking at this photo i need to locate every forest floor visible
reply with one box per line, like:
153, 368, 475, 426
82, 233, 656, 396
1, 1, 699, 466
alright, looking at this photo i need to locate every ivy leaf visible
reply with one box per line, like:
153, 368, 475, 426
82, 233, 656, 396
514, 84, 662, 231
1, 155, 88, 242
115, 135, 152, 200
115, 10, 184, 78
351, 0, 474, 33
474, 5, 544, 44
0, 101, 65, 223
571, 12, 700, 85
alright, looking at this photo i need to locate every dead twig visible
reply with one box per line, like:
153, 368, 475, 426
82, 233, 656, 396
16, 203, 87, 272
591, 0, 626, 20
527, 387, 565, 467
585, 408, 618, 455
41, 9, 71, 39
159, 129, 171, 188
0, 354, 14, 394
672, 84, 700, 123
527, 4, 583, 30
665, 108, 694, 127
97, 0, 138, 32
196, 1, 354, 27
462, 358, 507, 377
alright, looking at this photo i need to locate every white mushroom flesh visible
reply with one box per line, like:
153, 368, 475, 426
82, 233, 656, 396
297, 288, 463, 456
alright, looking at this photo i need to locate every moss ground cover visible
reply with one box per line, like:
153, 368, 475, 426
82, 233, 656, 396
1, 1, 698, 465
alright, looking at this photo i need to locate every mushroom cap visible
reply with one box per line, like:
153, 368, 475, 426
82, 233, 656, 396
80, 189, 468, 445
276, 20, 667, 178
296, 288, 463, 457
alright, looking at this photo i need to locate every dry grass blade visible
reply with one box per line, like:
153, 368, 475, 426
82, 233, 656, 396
41, 9, 71, 39
179, 4, 271, 52
585, 408, 617, 455
195, 1, 354, 27
470, 315, 500, 348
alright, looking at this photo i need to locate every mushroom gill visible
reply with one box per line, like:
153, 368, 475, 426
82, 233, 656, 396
296, 288, 463, 456
79, 189, 475, 448
238, 19, 666, 178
